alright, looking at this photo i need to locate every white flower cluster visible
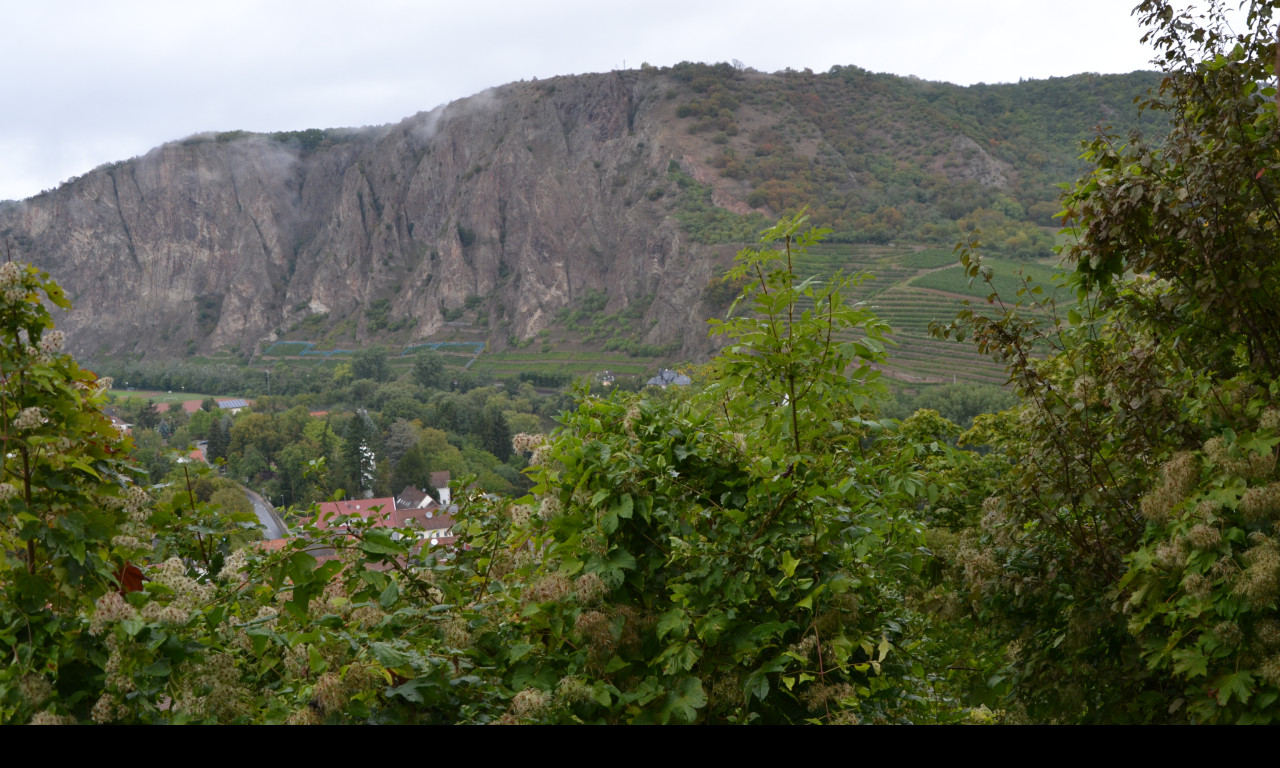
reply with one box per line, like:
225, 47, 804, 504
508, 688, 552, 719
76, 375, 112, 396
1, 266, 28, 302
0, 261, 23, 288
507, 504, 533, 526
24, 346, 51, 365
91, 694, 123, 724
17, 674, 53, 706
171, 652, 250, 721
110, 534, 142, 551
37, 330, 64, 357
140, 601, 190, 626
218, 548, 249, 581
537, 495, 563, 520
11, 407, 44, 431
106, 485, 154, 553
529, 444, 552, 467
89, 592, 139, 635
28, 710, 76, 725
151, 557, 214, 609
122, 484, 150, 522
512, 433, 545, 454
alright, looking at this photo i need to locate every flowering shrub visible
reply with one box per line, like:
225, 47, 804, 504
928, 0, 1280, 723
0, 262, 143, 724
1121, 406, 1280, 723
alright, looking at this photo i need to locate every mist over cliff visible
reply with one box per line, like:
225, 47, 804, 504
0, 64, 1159, 363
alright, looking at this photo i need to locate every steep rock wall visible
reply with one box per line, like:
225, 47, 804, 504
1, 72, 719, 361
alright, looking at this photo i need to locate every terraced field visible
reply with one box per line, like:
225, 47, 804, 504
786, 243, 1071, 385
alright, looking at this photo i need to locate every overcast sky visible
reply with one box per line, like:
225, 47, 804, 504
0, 0, 1181, 201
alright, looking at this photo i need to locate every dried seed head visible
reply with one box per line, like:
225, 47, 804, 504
524, 573, 571, 604
574, 610, 615, 653
1259, 655, 1280, 687
508, 688, 551, 719
574, 572, 607, 604
1182, 572, 1212, 599
1185, 523, 1222, 551
1240, 483, 1280, 523
1214, 621, 1243, 648
1255, 619, 1280, 649
555, 676, 592, 704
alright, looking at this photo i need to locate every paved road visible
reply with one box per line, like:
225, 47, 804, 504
243, 488, 287, 540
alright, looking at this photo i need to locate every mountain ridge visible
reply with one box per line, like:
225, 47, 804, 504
0, 64, 1162, 365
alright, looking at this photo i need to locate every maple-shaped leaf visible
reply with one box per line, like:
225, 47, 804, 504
116, 562, 144, 596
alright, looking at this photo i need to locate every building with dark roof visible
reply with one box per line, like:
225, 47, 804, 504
645, 369, 691, 388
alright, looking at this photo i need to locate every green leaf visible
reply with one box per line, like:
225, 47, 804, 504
600, 508, 618, 534
378, 579, 400, 608
370, 642, 413, 669
780, 551, 800, 578
695, 612, 730, 644
141, 658, 172, 677
249, 631, 271, 657
659, 641, 702, 675
610, 494, 634, 520
308, 645, 329, 675
743, 670, 769, 702
1172, 648, 1209, 679
656, 608, 690, 641
662, 677, 707, 724
1215, 671, 1254, 706
360, 528, 409, 556
795, 583, 825, 611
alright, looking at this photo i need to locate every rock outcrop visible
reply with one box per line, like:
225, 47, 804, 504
0, 72, 728, 361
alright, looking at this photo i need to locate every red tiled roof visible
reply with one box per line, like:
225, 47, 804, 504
312, 496, 456, 548
391, 506, 455, 531
314, 497, 398, 528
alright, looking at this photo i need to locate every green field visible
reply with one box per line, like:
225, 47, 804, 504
108, 389, 218, 405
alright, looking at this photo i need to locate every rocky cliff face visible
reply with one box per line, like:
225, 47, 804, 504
0, 66, 1158, 363
3, 71, 724, 361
